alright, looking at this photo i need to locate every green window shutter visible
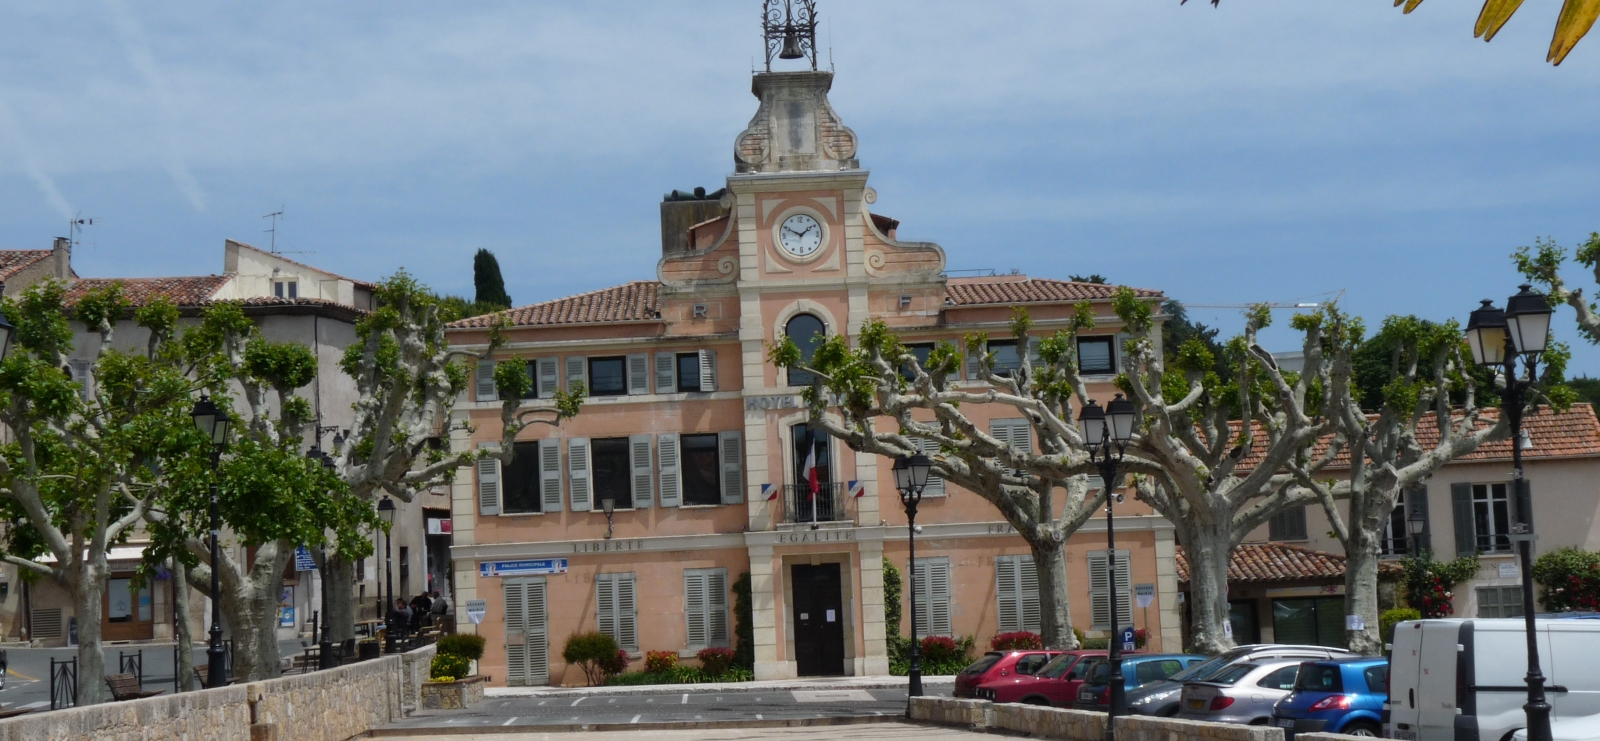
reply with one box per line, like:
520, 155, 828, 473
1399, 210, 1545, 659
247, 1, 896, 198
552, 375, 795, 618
617, 574, 637, 651
1451, 483, 1476, 557
597, 574, 617, 641
526, 579, 548, 684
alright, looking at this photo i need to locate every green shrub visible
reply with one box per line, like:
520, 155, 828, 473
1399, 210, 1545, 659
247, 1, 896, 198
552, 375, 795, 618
1533, 547, 1600, 612
430, 653, 471, 681
698, 647, 736, 677
733, 572, 755, 670
884, 559, 903, 639
890, 634, 975, 676
436, 634, 486, 661
606, 665, 755, 686
645, 650, 678, 673
1080, 635, 1109, 650
1381, 608, 1421, 644
991, 631, 1043, 651
562, 632, 623, 686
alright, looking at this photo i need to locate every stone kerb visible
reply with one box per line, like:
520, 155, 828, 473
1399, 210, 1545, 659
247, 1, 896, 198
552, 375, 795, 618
251, 654, 403, 741
1295, 734, 1373, 741
990, 702, 1107, 741
908, 697, 988, 727
1114, 715, 1285, 741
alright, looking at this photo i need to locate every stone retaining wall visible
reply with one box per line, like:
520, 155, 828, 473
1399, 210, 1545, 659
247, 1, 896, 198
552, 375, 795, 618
0, 644, 434, 741
908, 697, 1286, 741
1297, 734, 1372, 741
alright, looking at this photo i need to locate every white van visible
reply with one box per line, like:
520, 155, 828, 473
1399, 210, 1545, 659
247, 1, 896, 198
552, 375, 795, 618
1388, 619, 1600, 741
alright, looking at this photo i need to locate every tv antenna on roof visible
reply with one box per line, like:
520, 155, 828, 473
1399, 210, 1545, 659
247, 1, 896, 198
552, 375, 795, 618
68, 212, 96, 248
264, 207, 285, 252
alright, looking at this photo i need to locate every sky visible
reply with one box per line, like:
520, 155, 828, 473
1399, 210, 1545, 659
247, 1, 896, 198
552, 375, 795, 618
1, 1, 1598, 372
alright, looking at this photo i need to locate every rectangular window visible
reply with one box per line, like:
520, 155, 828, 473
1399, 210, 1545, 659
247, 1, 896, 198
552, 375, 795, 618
588, 356, 627, 396
274, 280, 298, 299
911, 556, 953, 637
1271, 596, 1347, 648
590, 437, 631, 510
684, 568, 730, 649
1269, 506, 1308, 541
502, 441, 542, 514
680, 433, 721, 506
1088, 550, 1133, 631
901, 342, 936, 381
989, 418, 1032, 478
1474, 483, 1513, 553
1382, 491, 1410, 556
995, 555, 1041, 634
1477, 585, 1524, 618
1078, 337, 1115, 375
989, 340, 1020, 377
596, 573, 638, 651
677, 353, 702, 392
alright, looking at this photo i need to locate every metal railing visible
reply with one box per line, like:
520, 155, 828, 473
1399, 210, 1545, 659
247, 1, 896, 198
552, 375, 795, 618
50, 656, 77, 710
780, 483, 853, 525
119, 649, 143, 686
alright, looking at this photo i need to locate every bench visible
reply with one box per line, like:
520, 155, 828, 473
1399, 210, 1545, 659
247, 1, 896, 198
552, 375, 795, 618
0, 706, 33, 719
106, 673, 163, 701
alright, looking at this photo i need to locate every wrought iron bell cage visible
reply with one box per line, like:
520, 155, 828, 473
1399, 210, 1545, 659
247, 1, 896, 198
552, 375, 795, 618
762, 0, 819, 71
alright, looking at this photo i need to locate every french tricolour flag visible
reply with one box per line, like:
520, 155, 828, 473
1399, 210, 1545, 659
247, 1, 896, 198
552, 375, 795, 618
802, 443, 819, 501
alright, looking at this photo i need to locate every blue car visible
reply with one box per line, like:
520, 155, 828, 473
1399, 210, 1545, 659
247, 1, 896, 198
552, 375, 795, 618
1271, 657, 1388, 738
1072, 654, 1208, 712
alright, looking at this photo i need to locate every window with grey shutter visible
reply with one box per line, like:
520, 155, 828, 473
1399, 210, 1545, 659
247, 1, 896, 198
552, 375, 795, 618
476, 359, 497, 401
538, 438, 563, 513
912, 557, 953, 637
69, 359, 92, 400
629, 435, 654, 509
718, 430, 743, 504
626, 353, 650, 395
1452, 482, 1476, 557
989, 419, 1031, 477
657, 433, 682, 507
1088, 550, 1132, 631
477, 444, 501, 516
568, 438, 592, 511
565, 356, 586, 392
597, 573, 638, 651
654, 352, 676, 393
536, 357, 560, 399
917, 437, 945, 497
698, 349, 717, 392
995, 555, 1041, 634
966, 342, 982, 379
1269, 506, 1308, 541
685, 568, 730, 649
505, 578, 549, 686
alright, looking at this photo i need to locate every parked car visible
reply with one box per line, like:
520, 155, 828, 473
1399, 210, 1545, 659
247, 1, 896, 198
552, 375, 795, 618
975, 650, 1108, 706
1074, 654, 1208, 712
954, 649, 1063, 698
1177, 659, 1305, 725
1388, 619, 1600, 741
1512, 714, 1600, 741
1271, 658, 1390, 738
1125, 644, 1357, 717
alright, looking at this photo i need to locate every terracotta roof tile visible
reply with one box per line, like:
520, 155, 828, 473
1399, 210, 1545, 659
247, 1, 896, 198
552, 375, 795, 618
0, 250, 52, 280
447, 281, 661, 329
1175, 542, 1388, 584
944, 277, 1161, 307
64, 276, 233, 306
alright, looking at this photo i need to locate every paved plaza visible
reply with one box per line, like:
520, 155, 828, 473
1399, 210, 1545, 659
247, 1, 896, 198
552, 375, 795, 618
376, 720, 982, 740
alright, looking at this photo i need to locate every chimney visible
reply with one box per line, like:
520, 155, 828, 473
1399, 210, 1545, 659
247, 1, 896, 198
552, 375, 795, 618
52, 237, 71, 282
660, 187, 730, 257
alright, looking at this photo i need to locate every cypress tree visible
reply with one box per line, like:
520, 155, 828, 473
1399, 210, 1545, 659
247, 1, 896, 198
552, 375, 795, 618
473, 249, 512, 308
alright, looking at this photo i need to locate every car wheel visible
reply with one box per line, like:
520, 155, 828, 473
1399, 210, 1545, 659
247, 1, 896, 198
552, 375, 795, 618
1023, 697, 1050, 706
1160, 706, 1180, 718
1342, 721, 1381, 737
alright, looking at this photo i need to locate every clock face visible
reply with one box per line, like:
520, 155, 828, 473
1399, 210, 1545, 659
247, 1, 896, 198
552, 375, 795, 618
778, 213, 824, 257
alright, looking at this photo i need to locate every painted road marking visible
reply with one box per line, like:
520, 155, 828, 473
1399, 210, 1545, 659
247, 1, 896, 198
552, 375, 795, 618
6, 669, 38, 682
791, 689, 876, 703
756, 714, 764, 720
571, 696, 587, 706
681, 693, 688, 704
538, 700, 548, 706
631, 715, 641, 723
19, 702, 46, 710
502, 717, 517, 726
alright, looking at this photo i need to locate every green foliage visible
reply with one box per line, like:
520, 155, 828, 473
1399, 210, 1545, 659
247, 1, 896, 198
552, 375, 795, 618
1532, 547, 1600, 612
990, 631, 1043, 650
1162, 301, 1229, 382
883, 558, 903, 639
1399, 552, 1480, 618
697, 647, 735, 677
889, 634, 975, 676
473, 248, 512, 309
1350, 315, 1465, 412
7, 280, 75, 360
244, 340, 317, 390
645, 650, 678, 673
1568, 376, 1600, 407
732, 572, 755, 669
437, 633, 486, 661
562, 632, 623, 686
494, 359, 532, 401
436, 296, 508, 324
1380, 608, 1421, 643
1070, 274, 1108, 284
1112, 287, 1154, 335
606, 665, 754, 685
430, 653, 472, 681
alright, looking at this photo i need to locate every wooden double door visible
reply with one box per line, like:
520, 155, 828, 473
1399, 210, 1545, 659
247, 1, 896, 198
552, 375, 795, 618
792, 564, 845, 676
103, 575, 155, 642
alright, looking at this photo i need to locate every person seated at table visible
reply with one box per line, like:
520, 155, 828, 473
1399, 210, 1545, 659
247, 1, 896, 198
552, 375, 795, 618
430, 591, 449, 617
389, 598, 412, 633
409, 592, 431, 631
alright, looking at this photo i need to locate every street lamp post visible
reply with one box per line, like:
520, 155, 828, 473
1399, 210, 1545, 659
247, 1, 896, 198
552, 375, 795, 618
1407, 499, 1428, 557
378, 495, 397, 654
308, 448, 335, 670
190, 396, 231, 689
892, 453, 932, 700
1079, 393, 1138, 737
1465, 285, 1554, 741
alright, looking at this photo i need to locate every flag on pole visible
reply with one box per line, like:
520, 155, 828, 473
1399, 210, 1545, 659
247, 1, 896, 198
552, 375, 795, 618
849, 480, 864, 498
802, 439, 818, 502
762, 483, 778, 501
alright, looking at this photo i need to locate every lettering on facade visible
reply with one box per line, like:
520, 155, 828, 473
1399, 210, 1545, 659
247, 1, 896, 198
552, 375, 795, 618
744, 393, 846, 413
574, 539, 646, 553
777, 529, 856, 544
987, 523, 1018, 535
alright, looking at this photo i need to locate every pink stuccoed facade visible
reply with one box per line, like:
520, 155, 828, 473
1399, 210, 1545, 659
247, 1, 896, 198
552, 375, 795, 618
443, 67, 1181, 686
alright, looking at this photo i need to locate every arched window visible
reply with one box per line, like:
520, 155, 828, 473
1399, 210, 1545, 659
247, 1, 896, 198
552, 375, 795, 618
785, 313, 826, 387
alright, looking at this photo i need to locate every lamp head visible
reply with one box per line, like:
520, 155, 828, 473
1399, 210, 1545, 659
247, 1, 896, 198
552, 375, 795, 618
601, 495, 616, 516
1077, 398, 1106, 447
1504, 284, 1552, 358
377, 495, 396, 522
1464, 299, 1508, 367
1407, 502, 1427, 537
1105, 393, 1137, 444
189, 395, 230, 447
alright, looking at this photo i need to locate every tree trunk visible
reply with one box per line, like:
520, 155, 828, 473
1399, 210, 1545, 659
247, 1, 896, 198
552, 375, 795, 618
173, 560, 195, 692
73, 558, 109, 705
223, 572, 286, 682
1031, 539, 1079, 650
320, 555, 357, 644
1183, 522, 1236, 656
1343, 513, 1385, 655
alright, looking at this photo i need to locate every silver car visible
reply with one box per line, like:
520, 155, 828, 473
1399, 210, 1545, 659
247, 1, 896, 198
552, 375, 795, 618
1177, 659, 1303, 725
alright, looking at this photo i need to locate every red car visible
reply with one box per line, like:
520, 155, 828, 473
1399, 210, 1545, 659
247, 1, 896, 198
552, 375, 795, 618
974, 650, 1117, 706
953, 649, 1063, 698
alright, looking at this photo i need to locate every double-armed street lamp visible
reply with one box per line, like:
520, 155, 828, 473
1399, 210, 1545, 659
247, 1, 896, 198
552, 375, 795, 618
1078, 393, 1138, 736
1464, 285, 1555, 741
190, 396, 232, 689
892, 452, 932, 699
